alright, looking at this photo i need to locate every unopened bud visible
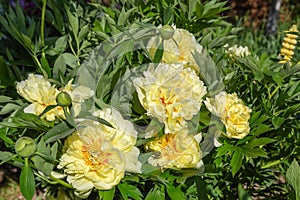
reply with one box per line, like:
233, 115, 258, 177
15, 137, 37, 157
56, 92, 72, 107
159, 25, 174, 40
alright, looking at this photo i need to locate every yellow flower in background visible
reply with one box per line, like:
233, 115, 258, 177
16, 74, 62, 121
58, 108, 141, 198
16, 74, 94, 121
279, 24, 298, 64
133, 63, 207, 133
147, 25, 203, 73
204, 92, 252, 139
145, 130, 202, 169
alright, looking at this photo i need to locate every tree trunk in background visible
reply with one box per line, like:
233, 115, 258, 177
265, 0, 283, 34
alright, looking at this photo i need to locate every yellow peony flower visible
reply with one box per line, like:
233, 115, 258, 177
16, 74, 62, 121
133, 63, 207, 133
16, 74, 94, 121
145, 130, 202, 169
204, 92, 252, 139
147, 26, 203, 73
58, 108, 141, 198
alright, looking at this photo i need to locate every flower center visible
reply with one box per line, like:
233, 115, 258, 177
81, 145, 112, 170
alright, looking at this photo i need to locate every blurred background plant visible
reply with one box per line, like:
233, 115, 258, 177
0, 0, 299, 199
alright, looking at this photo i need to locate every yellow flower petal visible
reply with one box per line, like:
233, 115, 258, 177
133, 63, 206, 133
204, 92, 252, 139
147, 26, 203, 73
145, 130, 202, 169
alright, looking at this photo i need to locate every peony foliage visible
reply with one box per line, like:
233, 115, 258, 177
0, 0, 299, 199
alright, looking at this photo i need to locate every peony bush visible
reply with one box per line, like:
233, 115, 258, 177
0, 0, 299, 199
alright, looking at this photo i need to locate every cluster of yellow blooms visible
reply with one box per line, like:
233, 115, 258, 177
279, 24, 298, 64
134, 26, 252, 170
16, 25, 252, 199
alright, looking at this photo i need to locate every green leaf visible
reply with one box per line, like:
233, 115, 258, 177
31, 155, 54, 176
253, 71, 264, 81
66, 4, 78, 37
118, 182, 143, 200
20, 158, 35, 200
251, 124, 273, 136
286, 159, 300, 200
188, 0, 197, 20
216, 143, 233, 157
241, 147, 267, 158
53, 53, 77, 79
44, 122, 75, 143
245, 137, 276, 148
166, 183, 186, 200
145, 184, 165, 200
41, 54, 51, 77
272, 116, 285, 129
98, 187, 115, 200
163, 6, 174, 25
261, 159, 282, 169
195, 176, 209, 200
0, 103, 21, 115
118, 7, 137, 25
0, 95, 13, 103
0, 56, 16, 86
0, 128, 14, 146
0, 151, 17, 165
230, 147, 244, 176
238, 183, 252, 200
153, 41, 164, 63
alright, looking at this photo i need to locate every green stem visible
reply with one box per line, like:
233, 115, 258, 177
269, 85, 280, 100
41, 0, 47, 50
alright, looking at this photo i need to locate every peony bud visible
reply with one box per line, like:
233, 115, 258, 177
15, 137, 37, 157
159, 25, 174, 40
56, 92, 72, 107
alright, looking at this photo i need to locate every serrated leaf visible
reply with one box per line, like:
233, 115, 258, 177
20, 158, 35, 200
286, 159, 300, 200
